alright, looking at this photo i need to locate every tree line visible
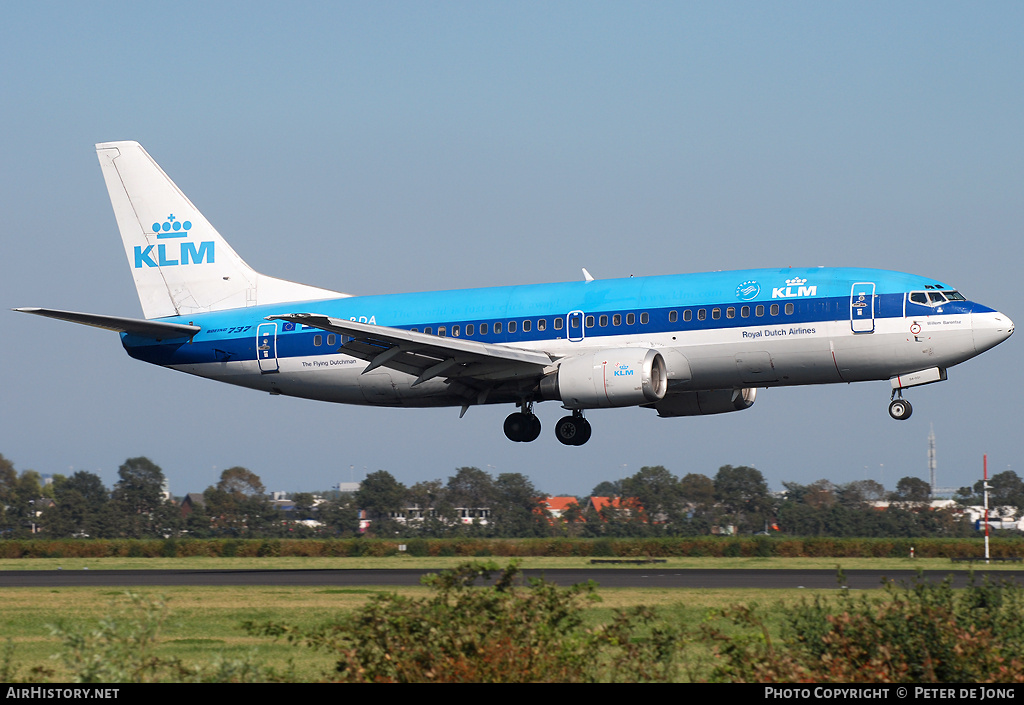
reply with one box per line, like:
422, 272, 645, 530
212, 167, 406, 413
1, 452, 1010, 540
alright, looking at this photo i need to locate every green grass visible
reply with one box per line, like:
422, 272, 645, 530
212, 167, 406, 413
1, 556, 1015, 681
0, 582, 821, 682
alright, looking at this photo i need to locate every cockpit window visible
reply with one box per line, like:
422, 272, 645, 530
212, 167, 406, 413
910, 290, 964, 306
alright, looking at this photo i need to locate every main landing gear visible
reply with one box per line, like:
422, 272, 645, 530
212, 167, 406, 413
555, 410, 592, 446
504, 403, 542, 442
888, 390, 913, 421
503, 405, 593, 445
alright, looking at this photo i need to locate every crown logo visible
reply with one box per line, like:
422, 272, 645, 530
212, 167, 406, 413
785, 277, 807, 287
153, 214, 192, 239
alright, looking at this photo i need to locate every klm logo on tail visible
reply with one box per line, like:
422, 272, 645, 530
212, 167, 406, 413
134, 214, 215, 268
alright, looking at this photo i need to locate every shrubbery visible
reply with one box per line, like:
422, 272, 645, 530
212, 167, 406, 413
247, 561, 683, 682
707, 571, 1024, 682
0, 536, 1019, 559
44, 593, 286, 683
10, 562, 1024, 682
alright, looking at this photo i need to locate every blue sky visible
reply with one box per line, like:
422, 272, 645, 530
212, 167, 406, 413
2, 1, 1021, 497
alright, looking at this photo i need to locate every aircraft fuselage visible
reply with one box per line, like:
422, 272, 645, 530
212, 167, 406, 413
121, 266, 1010, 413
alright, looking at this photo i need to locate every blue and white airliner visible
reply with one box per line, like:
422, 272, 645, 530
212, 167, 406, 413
16, 142, 1014, 445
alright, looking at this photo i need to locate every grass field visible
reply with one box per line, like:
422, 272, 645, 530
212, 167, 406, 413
0, 556, 1016, 681
0, 582, 823, 682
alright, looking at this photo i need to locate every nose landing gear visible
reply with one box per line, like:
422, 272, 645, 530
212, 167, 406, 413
888, 390, 913, 420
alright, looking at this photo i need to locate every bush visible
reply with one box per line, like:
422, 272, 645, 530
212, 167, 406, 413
708, 571, 1024, 682
48, 593, 282, 683
247, 561, 683, 682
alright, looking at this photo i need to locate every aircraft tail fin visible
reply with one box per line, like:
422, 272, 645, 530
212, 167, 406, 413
95, 141, 345, 320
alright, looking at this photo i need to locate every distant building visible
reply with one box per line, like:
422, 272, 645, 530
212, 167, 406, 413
179, 493, 206, 518
541, 496, 582, 519
386, 506, 491, 525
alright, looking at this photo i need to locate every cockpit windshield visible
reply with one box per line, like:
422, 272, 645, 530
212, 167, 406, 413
909, 290, 966, 306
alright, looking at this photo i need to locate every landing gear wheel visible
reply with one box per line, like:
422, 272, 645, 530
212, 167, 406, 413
504, 412, 542, 442
504, 412, 526, 441
555, 417, 579, 445
888, 399, 913, 420
555, 415, 592, 446
525, 413, 542, 442
574, 418, 592, 445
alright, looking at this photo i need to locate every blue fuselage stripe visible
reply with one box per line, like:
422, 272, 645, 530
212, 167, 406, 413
120, 263, 990, 367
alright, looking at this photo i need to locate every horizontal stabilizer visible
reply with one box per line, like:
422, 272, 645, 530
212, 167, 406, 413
13, 308, 200, 340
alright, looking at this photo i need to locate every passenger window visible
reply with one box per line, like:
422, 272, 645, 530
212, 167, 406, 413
785, 303, 794, 315
586, 316, 594, 328
599, 315, 608, 327
613, 314, 621, 326
452, 325, 460, 337
480, 323, 488, 335
522, 320, 531, 332
770, 304, 779, 316
640, 312, 649, 324
508, 321, 517, 333
493, 322, 502, 334
438, 326, 446, 337
327, 334, 336, 345
411, 328, 418, 333
314, 334, 322, 346
538, 319, 547, 331
668, 311, 677, 323
755, 305, 764, 317
466, 324, 475, 336
425, 327, 433, 335
712, 308, 721, 320
697, 309, 706, 321
626, 313, 635, 325
683, 310, 692, 322
726, 307, 735, 319
741, 306, 750, 318
554, 318, 563, 330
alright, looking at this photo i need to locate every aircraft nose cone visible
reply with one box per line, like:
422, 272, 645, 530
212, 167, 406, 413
972, 311, 1014, 354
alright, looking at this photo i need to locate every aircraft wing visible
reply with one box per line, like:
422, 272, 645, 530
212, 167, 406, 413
13, 308, 200, 340
266, 313, 555, 389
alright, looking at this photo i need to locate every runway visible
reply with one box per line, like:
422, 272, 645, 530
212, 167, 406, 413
2, 568, 1023, 589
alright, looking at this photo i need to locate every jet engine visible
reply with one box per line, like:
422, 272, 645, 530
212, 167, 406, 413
652, 388, 757, 417
540, 348, 667, 409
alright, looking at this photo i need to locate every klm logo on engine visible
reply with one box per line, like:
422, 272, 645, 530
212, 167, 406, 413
613, 363, 634, 377
134, 214, 215, 268
772, 277, 816, 299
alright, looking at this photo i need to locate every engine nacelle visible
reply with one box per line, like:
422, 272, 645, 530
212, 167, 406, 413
653, 388, 757, 417
540, 348, 667, 409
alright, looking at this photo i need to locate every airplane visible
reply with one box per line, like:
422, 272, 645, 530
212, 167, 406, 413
15, 141, 1014, 446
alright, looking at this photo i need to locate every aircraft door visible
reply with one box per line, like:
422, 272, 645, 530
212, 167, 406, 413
850, 282, 876, 333
256, 322, 279, 373
567, 310, 585, 342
